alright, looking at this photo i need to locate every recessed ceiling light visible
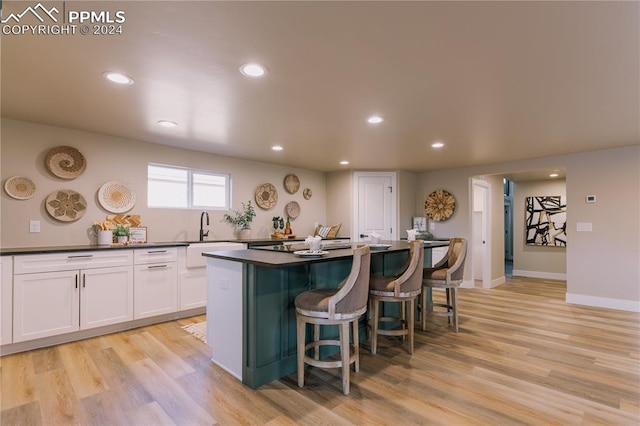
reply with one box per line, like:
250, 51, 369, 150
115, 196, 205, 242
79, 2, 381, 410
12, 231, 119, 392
431, 141, 445, 148
340, 160, 350, 165
240, 63, 267, 77
103, 72, 134, 85
157, 120, 178, 128
549, 173, 559, 178
367, 116, 383, 124
271, 145, 283, 151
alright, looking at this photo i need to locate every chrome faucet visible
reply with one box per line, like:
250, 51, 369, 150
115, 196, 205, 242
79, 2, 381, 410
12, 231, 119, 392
199, 211, 210, 241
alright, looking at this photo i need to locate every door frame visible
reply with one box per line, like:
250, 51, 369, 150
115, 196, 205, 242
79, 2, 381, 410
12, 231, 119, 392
471, 178, 492, 288
352, 171, 397, 241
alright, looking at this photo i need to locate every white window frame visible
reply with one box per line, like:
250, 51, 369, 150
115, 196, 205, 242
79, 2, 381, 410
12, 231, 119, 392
147, 163, 231, 210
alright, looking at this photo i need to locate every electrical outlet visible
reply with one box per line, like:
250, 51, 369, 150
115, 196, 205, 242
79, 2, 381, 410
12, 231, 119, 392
429, 222, 436, 231
576, 222, 592, 232
29, 220, 40, 233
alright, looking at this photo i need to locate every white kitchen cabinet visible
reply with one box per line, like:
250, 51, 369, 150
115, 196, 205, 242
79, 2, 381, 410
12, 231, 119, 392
134, 248, 178, 319
178, 243, 245, 310
12, 251, 133, 343
14, 270, 80, 342
1, 257, 14, 345
80, 266, 134, 329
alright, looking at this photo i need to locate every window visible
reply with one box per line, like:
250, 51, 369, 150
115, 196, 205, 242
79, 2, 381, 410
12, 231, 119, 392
148, 163, 230, 209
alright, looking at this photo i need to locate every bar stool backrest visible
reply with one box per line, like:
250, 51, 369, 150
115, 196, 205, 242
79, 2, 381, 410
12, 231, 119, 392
330, 245, 371, 319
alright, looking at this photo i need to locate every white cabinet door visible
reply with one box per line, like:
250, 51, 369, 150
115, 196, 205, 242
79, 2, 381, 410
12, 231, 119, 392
179, 269, 207, 310
1, 257, 13, 345
13, 270, 80, 342
134, 263, 178, 319
81, 266, 134, 329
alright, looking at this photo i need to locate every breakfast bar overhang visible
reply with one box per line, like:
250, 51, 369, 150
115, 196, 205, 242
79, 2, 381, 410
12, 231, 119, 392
203, 241, 449, 389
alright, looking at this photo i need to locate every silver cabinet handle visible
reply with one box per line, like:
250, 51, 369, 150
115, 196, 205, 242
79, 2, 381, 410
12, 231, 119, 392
82, 273, 86, 288
146, 250, 167, 254
147, 264, 168, 269
68, 254, 93, 259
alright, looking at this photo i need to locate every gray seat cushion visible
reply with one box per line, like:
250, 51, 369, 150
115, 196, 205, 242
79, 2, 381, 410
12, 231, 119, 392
295, 288, 336, 314
423, 267, 447, 281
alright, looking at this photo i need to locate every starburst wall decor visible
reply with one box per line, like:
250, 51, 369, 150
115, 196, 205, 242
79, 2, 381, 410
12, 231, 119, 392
425, 189, 455, 222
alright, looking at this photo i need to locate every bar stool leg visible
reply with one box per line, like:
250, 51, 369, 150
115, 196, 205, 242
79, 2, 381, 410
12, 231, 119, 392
452, 288, 458, 333
407, 298, 415, 354
371, 298, 379, 355
446, 288, 452, 323
352, 319, 360, 372
313, 324, 320, 360
340, 322, 350, 395
297, 318, 305, 388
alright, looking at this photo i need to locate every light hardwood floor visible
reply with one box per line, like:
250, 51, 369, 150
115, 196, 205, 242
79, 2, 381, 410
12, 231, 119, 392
1, 277, 639, 425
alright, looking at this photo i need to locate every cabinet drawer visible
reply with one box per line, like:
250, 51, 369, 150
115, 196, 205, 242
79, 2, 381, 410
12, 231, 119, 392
14, 250, 133, 274
134, 247, 177, 264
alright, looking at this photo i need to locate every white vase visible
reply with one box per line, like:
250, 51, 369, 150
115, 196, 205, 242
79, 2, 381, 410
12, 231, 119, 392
117, 236, 128, 244
236, 228, 251, 240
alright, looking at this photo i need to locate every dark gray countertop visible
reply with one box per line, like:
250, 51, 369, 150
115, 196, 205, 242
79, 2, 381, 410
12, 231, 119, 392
202, 240, 449, 268
0, 242, 190, 256
0, 237, 350, 256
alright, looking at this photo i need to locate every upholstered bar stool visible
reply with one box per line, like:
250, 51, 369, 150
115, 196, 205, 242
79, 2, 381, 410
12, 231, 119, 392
368, 240, 424, 355
295, 245, 371, 395
421, 237, 467, 332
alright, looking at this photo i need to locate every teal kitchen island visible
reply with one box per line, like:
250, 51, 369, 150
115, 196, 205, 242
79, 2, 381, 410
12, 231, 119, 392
202, 240, 449, 389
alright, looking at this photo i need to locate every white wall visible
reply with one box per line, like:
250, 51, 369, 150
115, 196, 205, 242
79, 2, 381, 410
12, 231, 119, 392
513, 179, 567, 279
398, 170, 418, 236
326, 170, 353, 237
563, 148, 640, 311
1, 119, 328, 247
417, 145, 640, 311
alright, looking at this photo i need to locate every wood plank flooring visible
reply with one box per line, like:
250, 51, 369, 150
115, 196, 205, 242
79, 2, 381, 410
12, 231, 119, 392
1, 276, 638, 425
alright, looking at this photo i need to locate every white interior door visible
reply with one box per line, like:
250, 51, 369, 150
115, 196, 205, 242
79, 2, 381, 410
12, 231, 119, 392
353, 172, 396, 241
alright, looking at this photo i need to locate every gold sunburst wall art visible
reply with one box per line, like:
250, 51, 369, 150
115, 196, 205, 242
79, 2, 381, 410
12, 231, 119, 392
425, 189, 456, 222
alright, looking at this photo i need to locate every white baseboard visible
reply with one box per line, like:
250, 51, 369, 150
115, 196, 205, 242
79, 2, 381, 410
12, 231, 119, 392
461, 277, 505, 288
461, 279, 474, 288
512, 269, 567, 281
566, 293, 640, 313
491, 276, 506, 288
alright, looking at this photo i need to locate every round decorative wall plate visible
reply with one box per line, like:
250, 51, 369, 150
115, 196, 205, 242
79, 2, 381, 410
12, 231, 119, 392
283, 174, 300, 194
255, 183, 278, 210
303, 188, 312, 200
98, 180, 136, 213
45, 146, 86, 179
425, 189, 455, 222
46, 189, 87, 222
4, 176, 36, 200
286, 201, 301, 219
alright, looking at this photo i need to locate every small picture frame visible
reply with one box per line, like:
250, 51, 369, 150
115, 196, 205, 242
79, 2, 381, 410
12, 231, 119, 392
412, 216, 427, 232
128, 226, 147, 243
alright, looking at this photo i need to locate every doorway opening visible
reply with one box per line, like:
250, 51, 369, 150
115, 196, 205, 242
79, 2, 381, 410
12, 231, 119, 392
504, 178, 514, 277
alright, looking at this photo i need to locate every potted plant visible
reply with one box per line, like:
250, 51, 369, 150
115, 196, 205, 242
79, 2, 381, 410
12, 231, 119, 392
113, 225, 129, 244
223, 201, 256, 239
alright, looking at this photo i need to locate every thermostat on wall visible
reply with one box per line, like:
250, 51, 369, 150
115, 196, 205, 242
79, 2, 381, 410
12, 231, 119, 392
586, 195, 596, 203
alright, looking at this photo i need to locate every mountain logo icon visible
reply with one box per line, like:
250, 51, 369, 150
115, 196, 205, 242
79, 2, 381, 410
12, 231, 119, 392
1, 2, 59, 24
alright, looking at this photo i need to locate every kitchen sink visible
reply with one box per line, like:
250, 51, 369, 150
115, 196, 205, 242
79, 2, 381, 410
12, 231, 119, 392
185, 242, 245, 268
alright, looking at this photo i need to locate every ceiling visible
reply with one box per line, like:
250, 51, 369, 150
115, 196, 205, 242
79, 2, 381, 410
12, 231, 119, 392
2, 1, 638, 175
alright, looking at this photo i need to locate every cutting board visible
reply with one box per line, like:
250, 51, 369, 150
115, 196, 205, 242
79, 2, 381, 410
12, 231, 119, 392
107, 214, 141, 227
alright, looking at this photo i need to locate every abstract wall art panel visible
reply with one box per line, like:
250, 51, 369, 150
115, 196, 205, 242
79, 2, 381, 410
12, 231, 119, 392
525, 196, 567, 246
